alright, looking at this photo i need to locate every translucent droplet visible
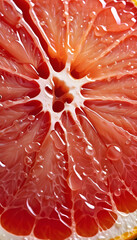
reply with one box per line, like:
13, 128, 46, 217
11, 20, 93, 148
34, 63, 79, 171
0, 103, 3, 110
85, 145, 94, 156
23, 96, 30, 101
114, 188, 121, 197
32, 165, 43, 178
24, 172, 28, 178
0, 161, 5, 168
97, 64, 102, 69
25, 142, 41, 153
47, 171, 55, 180
85, 202, 95, 210
24, 156, 33, 166
90, 11, 96, 18
61, 20, 66, 27
106, 145, 122, 161
125, 139, 131, 145
28, 115, 35, 121
41, 20, 45, 26
94, 25, 107, 37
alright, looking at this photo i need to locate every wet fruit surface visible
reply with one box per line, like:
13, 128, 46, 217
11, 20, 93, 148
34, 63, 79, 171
1, 0, 137, 239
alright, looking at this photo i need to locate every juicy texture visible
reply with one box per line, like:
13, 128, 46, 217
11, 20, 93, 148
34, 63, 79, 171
0, 0, 137, 240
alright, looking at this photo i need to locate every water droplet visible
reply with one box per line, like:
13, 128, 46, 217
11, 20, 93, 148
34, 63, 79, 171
47, 171, 55, 180
24, 172, 28, 178
85, 145, 94, 156
41, 20, 45, 26
90, 11, 96, 19
106, 145, 122, 161
125, 138, 131, 145
61, 20, 66, 27
28, 115, 35, 121
24, 156, 33, 166
94, 25, 107, 37
56, 153, 63, 159
32, 165, 44, 178
0, 161, 5, 168
23, 96, 30, 101
114, 188, 121, 197
37, 155, 44, 162
79, 194, 87, 200
97, 64, 102, 69
85, 202, 95, 210
25, 142, 41, 153
0, 103, 3, 110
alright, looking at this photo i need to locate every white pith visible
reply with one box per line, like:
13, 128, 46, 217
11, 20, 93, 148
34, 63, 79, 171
32, 63, 89, 130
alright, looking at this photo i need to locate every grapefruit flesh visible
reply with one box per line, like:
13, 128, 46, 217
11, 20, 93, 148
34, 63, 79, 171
0, 0, 137, 239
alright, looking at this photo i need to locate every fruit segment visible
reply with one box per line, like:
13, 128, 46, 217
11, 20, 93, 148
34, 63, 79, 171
0, 70, 40, 101
0, 0, 49, 78
28, 0, 68, 70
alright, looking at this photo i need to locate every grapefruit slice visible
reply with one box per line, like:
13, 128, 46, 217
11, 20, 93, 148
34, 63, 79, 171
1, 0, 137, 240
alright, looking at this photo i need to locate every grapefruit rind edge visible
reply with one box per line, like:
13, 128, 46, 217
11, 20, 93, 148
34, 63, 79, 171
131, 0, 137, 7
110, 226, 137, 240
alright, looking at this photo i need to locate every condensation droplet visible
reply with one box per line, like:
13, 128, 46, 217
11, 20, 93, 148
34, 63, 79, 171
24, 172, 28, 178
24, 156, 33, 166
61, 20, 66, 27
94, 25, 107, 37
23, 96, 30, 101
90, 11, 96, 19
114, 188, 121, 197
0, 161, 5, 168
125, 138, 131, 145
25, 142, 41, 154
106, 145, 122, 161
28, 115, 35, 121
85, 145, 94, 156
0, 103, 3, 110
47, 171, 55, 180
85, 202, 95, 210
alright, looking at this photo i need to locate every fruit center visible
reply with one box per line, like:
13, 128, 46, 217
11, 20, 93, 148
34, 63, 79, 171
38, 67, 87, 121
